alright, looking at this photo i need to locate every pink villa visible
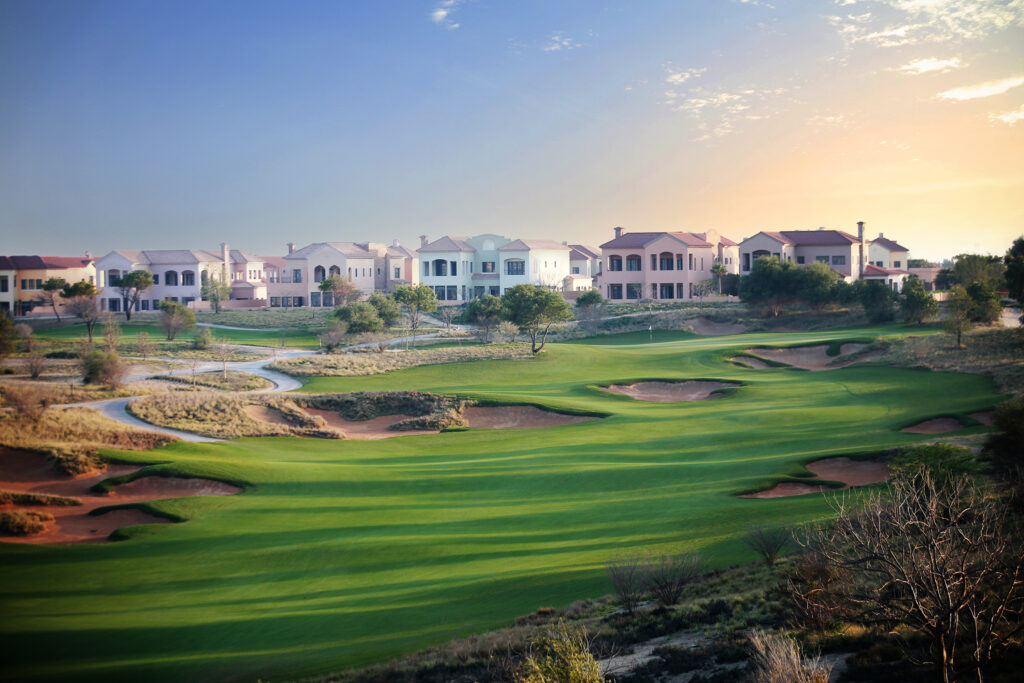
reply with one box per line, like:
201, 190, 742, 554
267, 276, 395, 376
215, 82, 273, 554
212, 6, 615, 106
598, 227, 738, 301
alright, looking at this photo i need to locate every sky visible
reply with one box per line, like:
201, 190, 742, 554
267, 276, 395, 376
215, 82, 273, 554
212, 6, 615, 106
0, 0, 1021, 262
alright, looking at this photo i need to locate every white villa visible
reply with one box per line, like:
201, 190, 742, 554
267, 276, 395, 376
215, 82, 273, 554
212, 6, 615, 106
417, 235, 572, 301
268, 242, 376, 308
94, 245, 236, 313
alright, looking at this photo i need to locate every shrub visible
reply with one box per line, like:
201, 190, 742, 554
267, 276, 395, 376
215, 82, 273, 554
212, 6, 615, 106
0, 489, 80, 506
515, 622, 605, 683
2, 384, 51, 422
892, 443, 980, 484
335, 302, 383, 334
745, 524, 790, 566
747, 629, 830, 683
158, 299, 196, 340
319, 322, 349, 352
0, 510, 54, 536
15, 323, 34, 352
49, 451, 103, 476
606, 553, 645, 614
641, 553, 703, 606
192, 326, 213, 350
45, 350, 78, 359
80, 350, 126, 388
25, 352, 46, 379
498, 321, 520, 342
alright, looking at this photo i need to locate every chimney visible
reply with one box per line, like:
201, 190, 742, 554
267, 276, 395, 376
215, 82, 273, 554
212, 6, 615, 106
562, 240, 567, 246
419, 235, 429, 247
221, 242, 229, 267
84, 251, 91, 259
857, 221, 865, 278
287, 242, 296, 254
393, 239, 400, 247
878, 232, 884, 238
614, 226, 623, 238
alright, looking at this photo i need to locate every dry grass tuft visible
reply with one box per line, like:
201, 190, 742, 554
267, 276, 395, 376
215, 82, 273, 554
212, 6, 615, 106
0, 379, 174, 406
0, 407, 178, 457
0, 489, 81, 506
154, 371, 273, 392
269, 344, 532, 377
0, 510, 55, 536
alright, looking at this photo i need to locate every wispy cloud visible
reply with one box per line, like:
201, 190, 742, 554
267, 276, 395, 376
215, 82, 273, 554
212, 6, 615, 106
937, 74, 1024, 101
663, 65, 706, 86
664, 85, 792, 140
899, 57, 963, 74
830, 0, 1024, 47
431, 0, 462, 30
541, 32, 583, 52
990, 104, 1024, 125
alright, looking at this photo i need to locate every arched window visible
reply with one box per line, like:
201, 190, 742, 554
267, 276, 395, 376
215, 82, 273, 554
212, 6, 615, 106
608, 255, 622, 272
165, 271, 179, 286
626, 254, 642, 272
432, 259, 448, 276
329, 265, 341, 277
181, 270, 195, 286
313, 265, 326, 283
659, 251, 674, 271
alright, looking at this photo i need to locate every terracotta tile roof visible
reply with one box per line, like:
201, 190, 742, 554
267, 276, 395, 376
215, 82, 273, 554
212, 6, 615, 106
779, 230, 859, 245
871, 236, 909, 252
418, 236, 476, 253
863, 264, 908, 276
260, 256, 287, 268
599, 231, 712, 249
569, 244, 600, 259
695, 232, 739, 247
0, 255, 94, 269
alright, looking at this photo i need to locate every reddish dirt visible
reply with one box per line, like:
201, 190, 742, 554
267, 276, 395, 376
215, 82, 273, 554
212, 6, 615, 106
302, 408, 438, 439
900, 417, 964, 434
462, 405, 596, 429
749, 344, 869, 371
244, 404, 293, 426
0, 448, 240, 545
601, 381, 737, 402
741, 456, 889, 499
969, 411, 994, 426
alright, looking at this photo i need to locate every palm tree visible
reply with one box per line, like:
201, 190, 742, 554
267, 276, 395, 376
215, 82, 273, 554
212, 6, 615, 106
711, 262, 728, 295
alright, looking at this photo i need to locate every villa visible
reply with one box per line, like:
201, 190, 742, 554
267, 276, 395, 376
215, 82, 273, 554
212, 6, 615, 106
94, 246, 235, 313
0, 254, 96, 316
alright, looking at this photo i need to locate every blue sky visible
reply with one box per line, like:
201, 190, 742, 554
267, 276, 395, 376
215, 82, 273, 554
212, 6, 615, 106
1, 0, 1021, 261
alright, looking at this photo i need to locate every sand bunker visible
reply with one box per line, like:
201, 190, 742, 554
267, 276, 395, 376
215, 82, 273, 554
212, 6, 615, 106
301, 408, 438, 440
741, 456, 889, 499
244, 404, 293, 427
462, 405, 595, 429
0, 448, 240, 545
688, 318, 748, 336
732, 356, 773, 369
747, 343, 870, 371
900, 417, 964, 434
601, 380, 738, 402
969, 411, 994, 426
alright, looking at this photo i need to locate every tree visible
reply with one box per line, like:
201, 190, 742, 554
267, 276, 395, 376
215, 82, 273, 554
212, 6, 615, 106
738, 257, 802, 317
710, 262, 728, 295
966, 280, 1002, 324
900, 274, 939, 324
0, 313, 16, 362
367, 292, 401, 328
950, 253, 1006, 291
858, 280, 896, 323
80, 350, 126, 388
692, 278, 716, 312
114, 270, 154, 321
137, 331, 155, 361
158, 300, 195, 341
193, 326, 213, 349
500, 284, 572, 353
798, 261, 840, 311
318, 321, 349, 352
909, 258, 938, 268
436, 305, 457, 332
61, 281, 101, 343
799, 473, 1024, 683
943, 285, 974, 348
465, 294, 505, 342
605, 553, 645, 615
15, 323, 33, 352
101, 313, 121, 352
1004, 237, 1024, 304
319, 275, 360, 307
745, 524, 790, 566
199, 270, 232, 314
641, 553, 703, 606
40, 277, 67, 321
393, 284, 437, 347
497, 320, 519, 342
335, 302, 383, 334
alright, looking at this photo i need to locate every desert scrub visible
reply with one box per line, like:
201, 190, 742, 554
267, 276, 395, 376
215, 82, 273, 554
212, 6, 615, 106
154, 371, 273, 392
0, 379, 172, 406
0, 408, 177, 457
0, 489, 81, 506
128, 393, 337, 439
298, 392, 467, 430
269, 344, 533, 377
0, 510, 55, 536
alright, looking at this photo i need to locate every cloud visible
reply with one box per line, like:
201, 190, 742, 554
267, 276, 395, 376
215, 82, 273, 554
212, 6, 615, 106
899, 57, 964, 74
830, 0, 1024, 47
937, 74, 1024, 101
431, 0, 461, 30
663, 66, 706, 85
542, 32, 583, 52
664, 84, 792, 140
990, 104, 1024, 125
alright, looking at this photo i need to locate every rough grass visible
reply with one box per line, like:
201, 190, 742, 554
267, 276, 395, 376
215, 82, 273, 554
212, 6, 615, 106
0, 489, 81, 506
0, 379, 173, 406
154, 371, 273, 392
0, 407, 178, 456
0, 510, 55, 535
269, 344, 533, 377
297, 392, 467, 430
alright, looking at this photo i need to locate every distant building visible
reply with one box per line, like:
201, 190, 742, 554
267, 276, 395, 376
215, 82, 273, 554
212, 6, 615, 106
868, 234, 910, 271
739, 227, 864, 278
268, 242, 376, 308
0, 254, 96, 316
94, 246, 232, 313
598, 227, 722, 301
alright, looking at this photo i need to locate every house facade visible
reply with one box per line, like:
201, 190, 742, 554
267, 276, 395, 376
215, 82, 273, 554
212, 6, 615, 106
861, 264, 909, 292
1, 255, 96, 316
94, 247, 230, 313
868, 234, 910, 270
268, 242, 376, 308
598, 228, 717, 301
739, 227, 864, 278
0, 258, 15, 315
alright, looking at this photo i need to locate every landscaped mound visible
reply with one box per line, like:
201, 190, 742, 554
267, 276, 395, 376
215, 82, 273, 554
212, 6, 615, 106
0, 448, 241, 544
155, 371, 273, 392
900, 417, 965, 434
267, 344, 533, 377
739, 342, 881, 371
741, 456, 889, 499
600, 380, 740, 403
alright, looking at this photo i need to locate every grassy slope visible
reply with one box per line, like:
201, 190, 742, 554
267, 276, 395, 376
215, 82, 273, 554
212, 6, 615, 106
0, 324, 1001, 683
33, 321, 321, 348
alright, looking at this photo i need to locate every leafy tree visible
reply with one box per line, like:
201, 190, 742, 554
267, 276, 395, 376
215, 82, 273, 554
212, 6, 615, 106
738, 257, 802, 317
966, 280, 1002, 324
335, 302, 383, 334
710, 262, 728, 294
799, 261, 840, 311
157, 299, 195, 341
61, 281, 101, 343
745, 524, 791, 565
318, 321, 349, 352
200, 270, 232, 314
465, 294, 505, 342
500, 284, 572, 353
40, 277, 68, 321
193, 326, 213, 350
367, 292, 401, 328
720, 272, 741, 297
950, 253, 1006, 291
935, 267, 957, 290
900, 274, 938, 324
393, 284, 437, 346
908, 258, 937, 268
80, 350, 126, 389
858, 280, 896, 323
319, 275, 360, 307
943, 285, 974, 348
113, 270, 154, 321
692, 278, 716, 312
0, 313, 16, 362
1004, 236, 1024, 304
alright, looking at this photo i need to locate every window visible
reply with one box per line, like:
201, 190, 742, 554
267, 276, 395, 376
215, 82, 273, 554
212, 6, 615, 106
676, 283, 685, 299
432, 259, 448, 276
688, 254, 695, 270
894, 260, 901, 269
322, 292, 333, 307
423, 262, 430, 276
447, 286, 458, 300
165, 271, 179, 286
377, 267, 381, 275
743, 254, 751, 272
434, 286, 446, 300
609, 284, 623, 299
292, 269, 302, 283
294, 296, 304, 307
0, 276, 7, 293
816, 256, 830, 263
152, 274, 159, 285
608, 255, 623, 271
270, 297, 281, 307
394, 266, 401, 279
676, 255, 683, 270
450, 261, 457, 276
505, 259, 525, 275
626, 255, 642, 271
140, 300, 149, 311
314, 266, 326, 283
626, 283, 642, 300
831, 255, 846, 266
571, 266, 580, 274
660, 283, 674, 299
650, 254, 658, 270
311, 292, 321, 307
182, 297, 195, 305
109, 299, 120, 312
482, 261, 496, 273
659, 252, 674, 271
182, 270, 195, 286
796, 256, 805, 264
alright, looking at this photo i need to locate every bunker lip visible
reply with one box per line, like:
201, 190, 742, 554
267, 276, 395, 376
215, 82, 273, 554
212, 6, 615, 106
741, 456, 890, 499
731, 356, 773, 369
243, 404, 293, 427
300, 407, 437, 439
600, 380, 740, 403
461, 405, 596, 429
744, 343, 876, 371
900, 417, 965, 434
968, 411, 994, 426
0, 448, 240, 545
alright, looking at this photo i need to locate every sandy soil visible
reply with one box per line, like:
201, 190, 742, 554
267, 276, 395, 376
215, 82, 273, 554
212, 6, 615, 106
900, 417, 964, 434
301, 408, 438, 439
688, 318, 748, 336
749, 343, 868, 371
0, 448, 240, 545
601, 380, 738, 402
244, 404, 293, 427
969, 411, 994, 426
462, 405, 596, 429
741, 456, 889, 499
732, 356, 773, 369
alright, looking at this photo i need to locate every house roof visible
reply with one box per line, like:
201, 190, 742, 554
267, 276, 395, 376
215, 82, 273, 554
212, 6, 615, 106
862, 264, 908, 277
142, 249, 223, 265
0, 255, 94, 270
260, 256, 286, 268
871, 235, 909, 252
498, 239, 571, 252
229, 249, 262, 264
387, 244, 417, 259
696, 232, 739, 247
286, 242, 373, 260
569, 244, 601, 259
418, 236, 476, 253
599, 231, 712, 249
781, 230, 859, 245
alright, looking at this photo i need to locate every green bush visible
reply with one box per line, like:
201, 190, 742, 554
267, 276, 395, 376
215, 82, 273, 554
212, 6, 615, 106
192, 326, 213, 350
45, 350, 78, 359
335, 302, 384, 334
892, 443, 980, 484
80, 350, 126, 387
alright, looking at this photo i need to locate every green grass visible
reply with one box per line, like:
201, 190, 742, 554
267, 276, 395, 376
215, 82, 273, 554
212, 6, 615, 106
0, 323, 1004, 683
33, 321, 322, 348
